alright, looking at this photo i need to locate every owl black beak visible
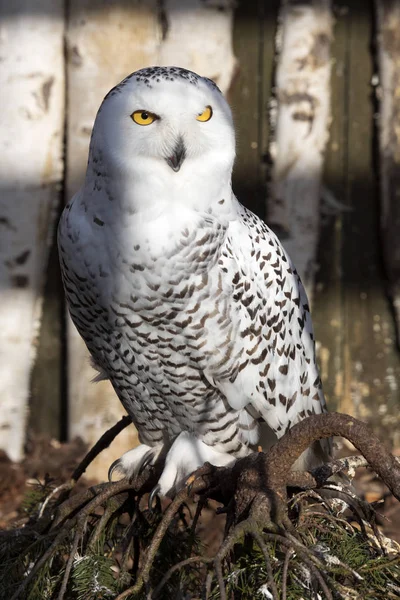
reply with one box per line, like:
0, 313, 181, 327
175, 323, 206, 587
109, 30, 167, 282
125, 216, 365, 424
165, 138, 186, 172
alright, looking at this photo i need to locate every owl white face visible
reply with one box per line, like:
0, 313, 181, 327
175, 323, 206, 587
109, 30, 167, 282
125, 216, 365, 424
92, 67, 236, 186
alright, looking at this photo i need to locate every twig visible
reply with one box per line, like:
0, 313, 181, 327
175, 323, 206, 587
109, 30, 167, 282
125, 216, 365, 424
359, 555, 400, 573
285, 455, 372, 489
52, 466, 157, 529
39, 482, 74, 519
71, 415, 132, 483
283, 532, 333, 600
52, 483, 111, 529
10, 528, 71, 600
57, 524, 83, 600
88, 493, 128, 551
152, 556, 212, 598
56, 482, 138, 598
251, 531, 279, 600
281, 548, 293, 600
187, 498, 206, 557
114, 487, 191, 599
297, 550, 332, 600
203, 571, 214, 600
214, 556, 226, 600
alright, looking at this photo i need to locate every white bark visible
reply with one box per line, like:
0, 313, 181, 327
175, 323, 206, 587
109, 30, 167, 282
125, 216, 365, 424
65, 0, 161, 478
65, 0, 236, 479
268, 0, 332, 295
0, 1, 65, 460
375, 0, 400, 339
159, 0, 236, 94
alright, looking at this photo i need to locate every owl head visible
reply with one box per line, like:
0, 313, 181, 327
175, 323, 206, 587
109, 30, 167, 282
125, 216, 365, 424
88, 67, 236, 206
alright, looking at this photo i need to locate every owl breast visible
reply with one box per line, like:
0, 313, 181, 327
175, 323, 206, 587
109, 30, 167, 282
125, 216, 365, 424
59, 202, 247, 455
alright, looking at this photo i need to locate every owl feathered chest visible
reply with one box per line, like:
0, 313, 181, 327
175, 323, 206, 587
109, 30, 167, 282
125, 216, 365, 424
59, 201, 323, 429
59, 210, 238, 376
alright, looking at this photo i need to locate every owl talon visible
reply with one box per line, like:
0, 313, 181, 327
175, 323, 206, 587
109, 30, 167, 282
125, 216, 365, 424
107, 444, 163, 482
148, 484, 161, 511
185, 473, 197, 488
137, 450, 156, 476
108, 458, 122, 482
185, 462, 214, 495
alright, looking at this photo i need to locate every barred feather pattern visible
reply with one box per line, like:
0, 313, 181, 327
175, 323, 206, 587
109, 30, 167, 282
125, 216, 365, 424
59, 196, 327, 458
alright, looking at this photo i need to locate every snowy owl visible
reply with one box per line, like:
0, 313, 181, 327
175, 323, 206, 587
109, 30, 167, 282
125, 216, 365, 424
58, 66, 330, 498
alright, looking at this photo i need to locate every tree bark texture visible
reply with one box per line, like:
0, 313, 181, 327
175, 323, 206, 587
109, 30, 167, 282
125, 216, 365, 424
0, 0, 65, 460
268, 0, 333, 295
376, 0, 400, 344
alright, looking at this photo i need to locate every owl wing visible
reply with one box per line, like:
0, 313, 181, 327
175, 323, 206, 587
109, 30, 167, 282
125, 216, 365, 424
206, 202, 327, 451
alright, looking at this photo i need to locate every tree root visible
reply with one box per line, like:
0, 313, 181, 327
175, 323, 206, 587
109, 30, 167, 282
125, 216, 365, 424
4, 412, 400, 599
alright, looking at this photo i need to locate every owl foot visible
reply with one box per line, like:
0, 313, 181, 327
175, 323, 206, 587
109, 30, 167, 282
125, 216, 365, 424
185, 462, 215, 496
108, 443, 163, 482
148, 484, 161, 511
156, 431, 235, 497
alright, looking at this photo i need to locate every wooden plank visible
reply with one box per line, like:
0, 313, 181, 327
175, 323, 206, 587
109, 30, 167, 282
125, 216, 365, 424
376, 1, 400, 349
268, 0, 333, 294
230, 0, 262, 213
65, 0, 237, 478
29, 233, 63, 439
230, 0, 280, 217
313, 1, 349, 410
337, 0, 399, 444
0, 0, 65, 460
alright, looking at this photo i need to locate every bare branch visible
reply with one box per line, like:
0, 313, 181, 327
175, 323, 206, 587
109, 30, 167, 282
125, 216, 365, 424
71, 415, 132, 483
266, 413, 400, 501
8, 412, 400, 599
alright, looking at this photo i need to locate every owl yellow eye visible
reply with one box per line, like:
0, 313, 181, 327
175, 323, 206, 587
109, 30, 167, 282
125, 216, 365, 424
131, 110, 157, 126
196, 105, 213, 122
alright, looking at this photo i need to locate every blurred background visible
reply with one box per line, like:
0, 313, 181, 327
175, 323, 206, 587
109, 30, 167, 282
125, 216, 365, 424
0, 0, 399, 482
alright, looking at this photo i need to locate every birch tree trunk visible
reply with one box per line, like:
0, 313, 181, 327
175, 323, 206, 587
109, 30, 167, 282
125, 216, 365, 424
65, 0, 236, 479
65, 0, 161, 479
268, 0, 332, 296
159, 0, 236, 93
0, 1, 65, 460
376, 0, 400, 342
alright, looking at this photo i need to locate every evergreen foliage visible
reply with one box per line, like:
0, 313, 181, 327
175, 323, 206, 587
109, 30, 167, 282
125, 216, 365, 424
2, 413, 400, 599
1, 478, 400, 599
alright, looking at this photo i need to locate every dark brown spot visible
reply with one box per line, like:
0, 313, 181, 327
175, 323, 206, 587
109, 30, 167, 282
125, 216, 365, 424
11, 274, 28, 288
130, 263, 145, 272
287, 391, 297, 411
252, 348, 268, 365
15, 249, 31, 265
196, 232, 210, 246
259, 363, 270, 377
41, 76, 54, 111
